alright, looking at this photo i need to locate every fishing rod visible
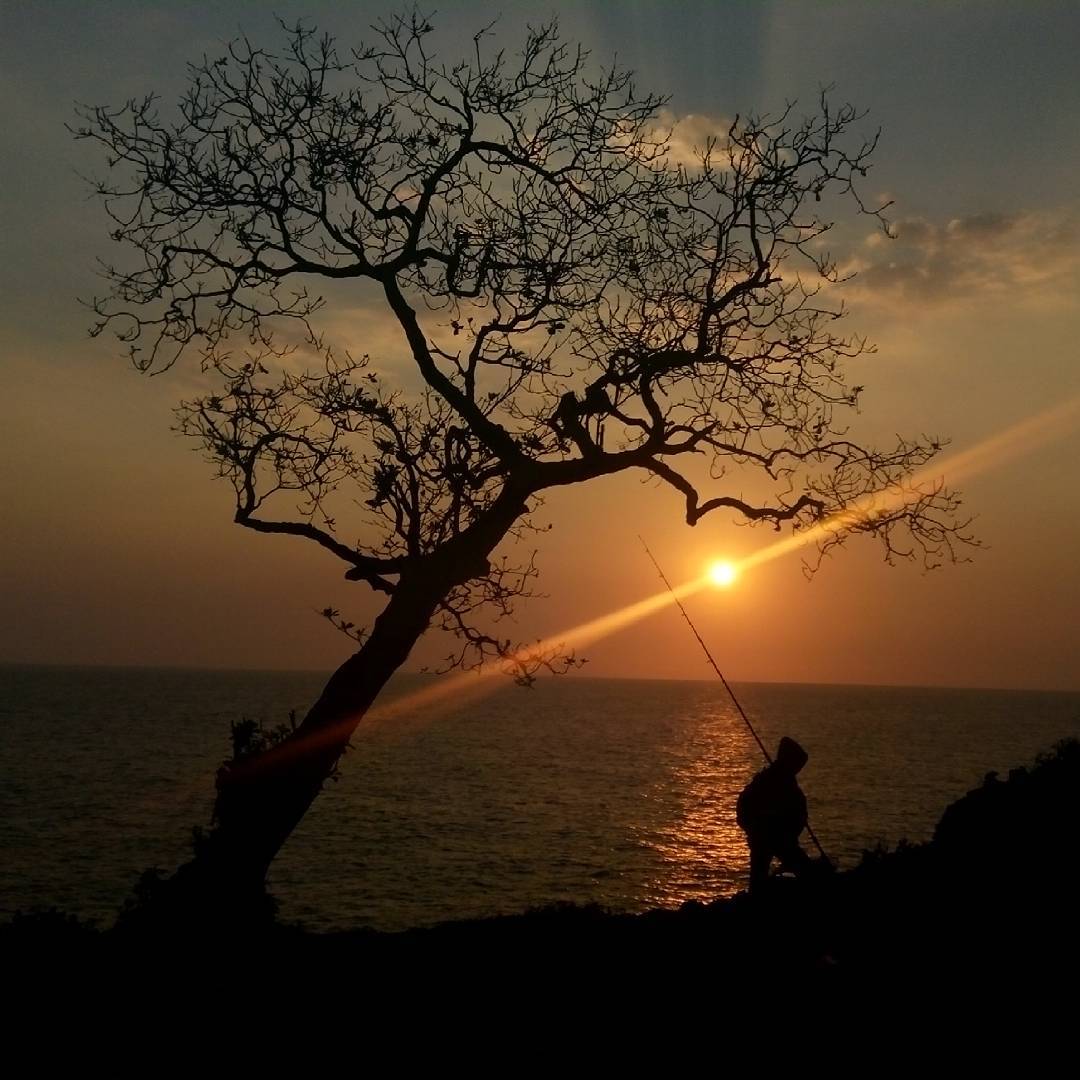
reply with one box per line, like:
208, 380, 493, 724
638, 535, 830, 863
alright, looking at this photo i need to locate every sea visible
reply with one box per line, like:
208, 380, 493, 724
2, 665, 1078, 931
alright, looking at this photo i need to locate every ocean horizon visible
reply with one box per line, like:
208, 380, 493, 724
3, 664, 1079, 931
7, 659, 1078, 695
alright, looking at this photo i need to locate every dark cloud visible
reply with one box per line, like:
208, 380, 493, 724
843, 209, 1079, 307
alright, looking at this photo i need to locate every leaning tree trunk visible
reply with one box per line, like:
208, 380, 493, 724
209, 575, 448, 883
134, 492, 529, 929
141, 578, 444, 928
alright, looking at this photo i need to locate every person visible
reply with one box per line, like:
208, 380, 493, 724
736, 736, 816, 893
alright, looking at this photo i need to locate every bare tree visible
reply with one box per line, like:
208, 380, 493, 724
76, 13, 972, 909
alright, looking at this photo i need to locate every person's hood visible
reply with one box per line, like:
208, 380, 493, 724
776, 736, 808, 774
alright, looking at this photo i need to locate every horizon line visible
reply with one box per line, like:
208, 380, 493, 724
1, 659, 1076, 697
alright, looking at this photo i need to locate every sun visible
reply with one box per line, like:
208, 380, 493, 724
707, 560, 738, 588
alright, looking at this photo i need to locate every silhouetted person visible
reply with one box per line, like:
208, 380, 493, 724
737, 736, 816, 893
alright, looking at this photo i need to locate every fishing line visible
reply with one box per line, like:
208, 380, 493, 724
638, 535, 830, 863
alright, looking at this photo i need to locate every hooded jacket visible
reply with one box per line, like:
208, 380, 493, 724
736, 736, 809, 844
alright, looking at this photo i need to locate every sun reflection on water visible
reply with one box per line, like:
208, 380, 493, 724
634, 702, 761, 906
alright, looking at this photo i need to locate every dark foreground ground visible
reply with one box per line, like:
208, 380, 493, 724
5, 740, 1078, 1006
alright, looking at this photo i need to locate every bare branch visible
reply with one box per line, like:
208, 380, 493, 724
80, 13, 976, 683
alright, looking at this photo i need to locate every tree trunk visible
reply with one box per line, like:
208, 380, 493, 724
133, 491, 530, 929
209, 576, 447, 884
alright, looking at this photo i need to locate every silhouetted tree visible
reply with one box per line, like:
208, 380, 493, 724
76, 12, 972, 906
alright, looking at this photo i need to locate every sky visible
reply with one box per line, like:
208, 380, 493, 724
2, 1, 1079, 691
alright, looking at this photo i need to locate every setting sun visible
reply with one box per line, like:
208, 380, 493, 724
707, 560, 739, 588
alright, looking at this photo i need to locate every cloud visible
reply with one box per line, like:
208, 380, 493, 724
843, 208, 1080, 309
657, 109, 735, 168
611, 108, 736, 170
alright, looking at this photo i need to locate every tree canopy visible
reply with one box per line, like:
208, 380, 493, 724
77, 12, 972, 681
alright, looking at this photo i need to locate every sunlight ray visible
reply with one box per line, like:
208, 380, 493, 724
260, 394, 1080, 760
369, 394, 1080, 727
739, 394, 1080, 574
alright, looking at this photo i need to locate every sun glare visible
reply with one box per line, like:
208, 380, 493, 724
297, 395, 1080, 746
708, 560, 738, 588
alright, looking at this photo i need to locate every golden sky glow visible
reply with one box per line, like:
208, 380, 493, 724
371, 393, 1080, 722
738, 394, 1080, 576
3, 2, 1079, 691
